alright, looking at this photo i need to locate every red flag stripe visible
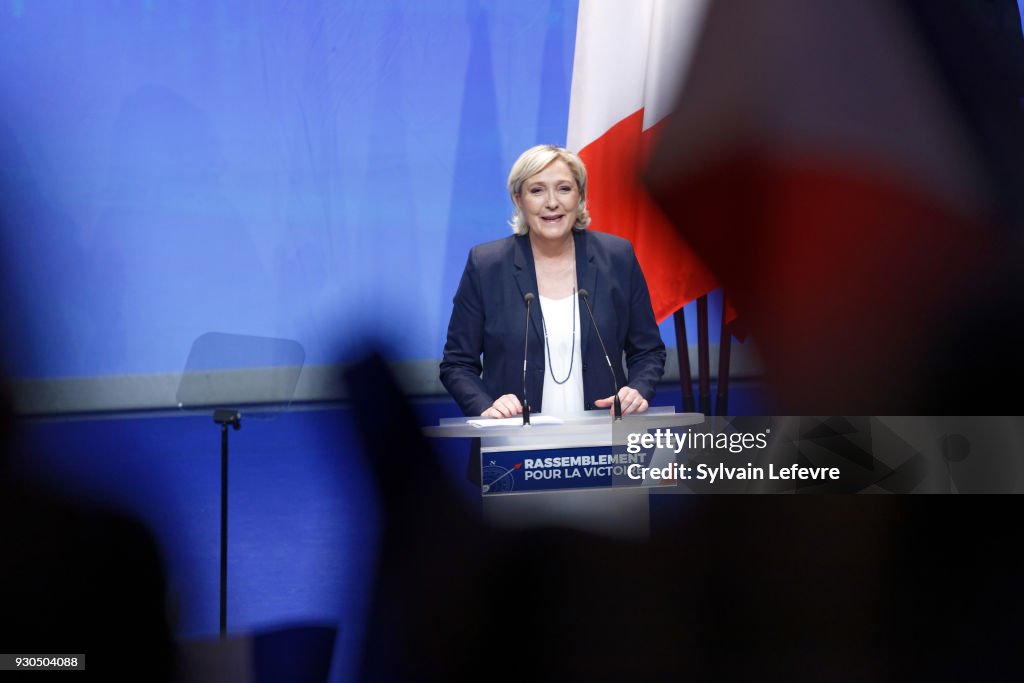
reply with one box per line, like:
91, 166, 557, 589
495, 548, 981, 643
579, 110, 720, 322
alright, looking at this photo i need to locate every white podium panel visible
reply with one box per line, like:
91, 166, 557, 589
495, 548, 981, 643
425, 407, 703, 539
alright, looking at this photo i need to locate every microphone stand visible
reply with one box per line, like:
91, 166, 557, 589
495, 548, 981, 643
522, 292, 534, 426
579, 289, 623, 420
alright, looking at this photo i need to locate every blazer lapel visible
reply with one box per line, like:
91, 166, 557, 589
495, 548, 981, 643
513, 236, 544, 348
575, 230, 597, 360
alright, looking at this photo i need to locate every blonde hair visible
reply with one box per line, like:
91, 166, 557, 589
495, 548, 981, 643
507, 144, 591, 235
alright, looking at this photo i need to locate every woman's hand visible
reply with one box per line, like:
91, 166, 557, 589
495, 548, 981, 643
594, 386, 648, 416
482, 394, 523, 418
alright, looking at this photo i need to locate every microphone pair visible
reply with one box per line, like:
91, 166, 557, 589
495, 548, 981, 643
521, 289, 623, 423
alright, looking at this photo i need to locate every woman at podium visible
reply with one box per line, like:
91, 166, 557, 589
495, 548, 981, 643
440, 145, 665, 419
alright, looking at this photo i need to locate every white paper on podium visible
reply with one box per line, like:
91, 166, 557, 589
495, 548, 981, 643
467, 416, 565, 428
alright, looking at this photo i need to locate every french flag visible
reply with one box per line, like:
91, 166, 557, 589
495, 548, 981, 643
566, 0, 717, 323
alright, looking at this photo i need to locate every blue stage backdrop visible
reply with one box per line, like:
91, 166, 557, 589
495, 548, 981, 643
0, 0, 594, 379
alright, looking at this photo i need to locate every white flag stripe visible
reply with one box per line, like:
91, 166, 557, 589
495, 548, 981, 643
567, 0, 709, 152
567, 0, 653, 151
641, 0, 710, 130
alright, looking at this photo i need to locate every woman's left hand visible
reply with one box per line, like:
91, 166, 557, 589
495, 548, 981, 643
594, 386, 649, 416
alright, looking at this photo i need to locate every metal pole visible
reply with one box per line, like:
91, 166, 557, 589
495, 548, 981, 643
673, 309, 695, 412
220, 422, 228, 637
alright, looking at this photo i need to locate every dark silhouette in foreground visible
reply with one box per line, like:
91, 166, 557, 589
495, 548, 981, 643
0, 390, 175, 680
347, 353, 1022, 682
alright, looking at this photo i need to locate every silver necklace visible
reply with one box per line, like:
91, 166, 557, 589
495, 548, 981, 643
538, 245, 577, 385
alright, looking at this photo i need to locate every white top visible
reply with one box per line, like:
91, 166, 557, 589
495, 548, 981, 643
538, 293, 585, 416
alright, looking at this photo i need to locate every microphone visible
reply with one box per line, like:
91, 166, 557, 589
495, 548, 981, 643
522, 292, 534, 426
578, 289, 622, 420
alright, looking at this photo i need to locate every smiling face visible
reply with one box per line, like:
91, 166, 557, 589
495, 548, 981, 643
516, 159, 581, 245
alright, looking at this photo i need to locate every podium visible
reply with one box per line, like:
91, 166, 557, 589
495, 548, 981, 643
424, 407, 703, 539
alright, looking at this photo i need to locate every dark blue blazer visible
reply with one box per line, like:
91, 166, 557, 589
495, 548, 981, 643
440, 230, 666, 416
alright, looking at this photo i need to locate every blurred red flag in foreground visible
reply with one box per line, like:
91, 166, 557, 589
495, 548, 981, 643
643, 0, 1010, 412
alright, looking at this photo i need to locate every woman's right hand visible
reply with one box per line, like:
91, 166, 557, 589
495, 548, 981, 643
481, 394, 523, 418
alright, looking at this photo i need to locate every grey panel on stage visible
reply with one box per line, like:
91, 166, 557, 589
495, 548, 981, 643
10, 343, 759, 416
